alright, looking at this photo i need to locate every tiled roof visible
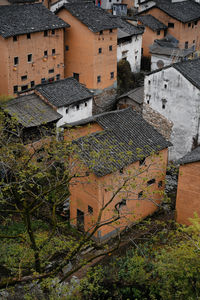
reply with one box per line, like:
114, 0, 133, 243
3, 93, 62, 128
117, 86, 144, 104
0, 3, 69, 38
59, 2, 118, 32
35, 77, 93, 108
179, 146, 200, 165
8, 0, 37, 3
137, 14, 167, 31
111, 16, 144, 38
73, 108, 171, 176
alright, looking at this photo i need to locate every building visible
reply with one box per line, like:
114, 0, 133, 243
112, 3, 127, 16
63, 108, 170, 241
56, 2, 118, 93
137, 14, 167, 57
150, 35, 195, 71
116, 86, 144, 112
35, 77, 93, 127
176, 146, 200, 225
138, 0, 200, 54
114, 17, 144, 72
144, 58, 200, 161
0, 3, 69, 96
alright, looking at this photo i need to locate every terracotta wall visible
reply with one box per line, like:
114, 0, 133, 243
176, 161, 200, 225
57, 9, 117, 91
122, 0, 135, 9
64, 122, 103, 141
0, 28, 64, 97
142, 8, 200, 50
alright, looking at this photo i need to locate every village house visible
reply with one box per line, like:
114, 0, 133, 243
116, 86, 144, 112
35, 77, 93, 127
0, 3, 69, 97
176, 146, 200, 225
63, 108, 170, 241
56, 2, 118, 93
138, 0, 200, 55
114, 17, 144, 72
137, 14, 167, 57
144, 58, 200, 161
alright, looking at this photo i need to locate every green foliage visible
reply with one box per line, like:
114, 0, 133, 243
117, 60, 135, 95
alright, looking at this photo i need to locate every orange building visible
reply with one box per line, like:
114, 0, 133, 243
63, 108, 170, 241
0, 3, 69, 97
137, 15, 167, 57
176, 146, 200, 226
139, 0, 200, 53
56, 2, 118, 92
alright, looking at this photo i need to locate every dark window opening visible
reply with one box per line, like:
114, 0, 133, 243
147, 178, 155, 186
100, 30, 103, 35
110, 72, 114, 79
21, 75, 27, 81
52, 49, 56, 55
188, 23, 191, 27
168, 23, 174, 28
31, 81, 35, 88
85, 102, 87, 107
13, 35, 17, 42
27, 54, 32, 62
66, 108, 68, 114
77, 209, 84, 231
48, 77, 54, 83
109, 45, 112, 51
76, 104, 79, 110
148, 80, 151, 85
41, 78, 46, 84
21, 85, 28, 91
27, 33, 31, 39
110, 29, 113, 33
195, 20, 198, 25
13, 85, 18, 93
65, 45, 69, 51
147, 100, 150, 104
52, 29, 55, 35
138, 191, 143, 199
73, 73, 79, 82
158, 181, 163, 188
185, 41, 188, 49
14, 57, 18, 65
157, 30, 160, 35
44, 50, 48, 57
56, 74, 60, 81
98, 47, 102, 54
97, 75, 101, 83
88, 205, 93, 215
162, 104, 166, 109
44, 30, 48, 37
164, 84, 167, 89
49, 69, 54, 74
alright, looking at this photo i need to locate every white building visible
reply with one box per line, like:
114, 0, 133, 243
114, 17, 144, 72
144, 58, 200, 161
35, 77, 93, 127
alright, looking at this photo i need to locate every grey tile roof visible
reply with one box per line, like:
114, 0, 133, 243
73, 108, 171, 176
137, 14, 167, 31
178, 146, 200, 165
117, 86, 144, 104
8, 0, 38, 3
3, 93, 62, 128
111, 16, 144, 38
59, 2, 118, 32
0, 3, 69, 38
35, 77, 93, 108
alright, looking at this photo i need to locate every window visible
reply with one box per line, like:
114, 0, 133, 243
13, 35, 17, 42
65, 45, 69, 51
135, 56, 137, 60
49, 69, 54, 74
13, 85, 18, 93
66, 108, 68, 114
147, 178, 155, 186
44, 50, 48, 57
110, 72, 114, 79
56, 74, 60, 81
27, 33, 31, 39
85, 102, 87, 107
21, 85, 28, 91
193, 40, 195, 44
109, 45, 112, 51
168, 22, 174, 28
158, 181, 163, 188
14, 57, 18, 65
138, 191, 143, 199
97, 75, 101, 83
44, 30, 48, 37
41, 78, 46, 84
73, 73, 79, 82
139, 157, 145, 166
162, 103, 165, 109
195, 20, 198, 25
148, 80, 151, 85
21, 75, 27, 81
99, 30, 103, 35
88, 205, 93, 215
188, 23, 191, 27
31, 81, 35, 88
27, 54, 32, 62
52, 49, 56, 55
157, 30, 160, 35
164, 84, 167, 89
185, 41, 188, 49
98, 47, 102, 54
76, 104, 79, 110
48, 77, 54, 83
110, 29, 113, 33
52, 29, 55, 35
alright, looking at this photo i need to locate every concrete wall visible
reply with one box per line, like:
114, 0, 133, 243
144, 67, 200, 160
117, 34, 142, 72
57, 9, 117, 92
0, 29, 64, 97
151, 54, 180, 71
176, 161, 200, 225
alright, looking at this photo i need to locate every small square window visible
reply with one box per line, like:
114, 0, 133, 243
13, 85, 18, 93
52, 49, 56, 55
168, 23, 174, 28
66, 108, 68, 114
164, 84, 167, 89
194, 20, 198, 25
56, 74, 60, 81
13, 35, 17, 42
162, 104, 166, 109
185, 41, 188, 49
14, 57, 19, 65
27, 33, 31, 39
41, 78, 46, 84
110, 72, 114, 79
44, 30, 48, 37
48, 77, 54, 83
21, 75, 27, 81
21, 85, 28, 91
98, 48, 102, 54
109, 45, 112, 51
44, 50, 48, 57
99, 30, 103, 35
73, 73, 79, 82
49, 69, 54, 74
85, 102, 87, 107
27, 54, 32, 62
110, 29, 113, 33
138, 191, 143, 199
193, 40, 195, 44
148, 80, 151, 85
31, 81, 35, 88
157, 30, 160, 35
52, 29, 55, 35
88, 205, 93, 215
76, 104, 79, 110
188, 23, 191, 27
65, 45, 69, 51
97, 75, 101, 83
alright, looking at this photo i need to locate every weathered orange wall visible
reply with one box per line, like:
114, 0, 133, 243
176, 162, 200, 225
57, 9, 117, 91
122, 0, 134, 10
0, 28, 64, 97
142, 8, 200, 50
64, 123, 103, 141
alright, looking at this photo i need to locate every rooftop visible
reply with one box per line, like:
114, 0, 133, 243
35, 77, 93, 108
0, 3, 69, 38
179, 146, 200, 165
111, 16, 144, 39
137, 14, 167, 31
59, 2, 118, 32
3, 93, 62, 128
117, 86, 144, 104
72, 108, 171, 176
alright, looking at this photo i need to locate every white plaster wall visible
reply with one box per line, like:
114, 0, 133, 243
151, 54, 181, 71
144, 67, 200, 161
117, 34, 142, 73
56, 98, 93, 127
101, 0, 122, 10
50, 0, 69, 12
